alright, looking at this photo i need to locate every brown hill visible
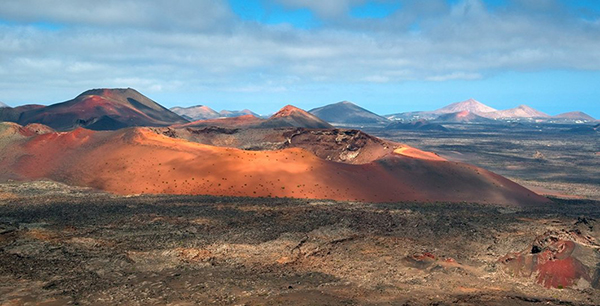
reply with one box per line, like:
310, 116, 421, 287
309, 101, 390, 126
1, 88, 188, 131
0, 104, 45, 122
553, 111, 596, 121
0, 123, 550, 206
260, 105, 333, 129
150, 127, 404, 164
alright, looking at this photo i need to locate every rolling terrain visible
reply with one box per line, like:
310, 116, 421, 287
1, 89, 598, 305
0, 121, 549, 206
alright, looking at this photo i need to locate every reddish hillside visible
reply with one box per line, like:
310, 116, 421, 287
2, 88, 188, 131
261, 105, 333, 128
0, 124, 550, 206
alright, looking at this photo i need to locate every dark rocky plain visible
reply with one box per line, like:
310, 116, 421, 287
1, 180, 599, 305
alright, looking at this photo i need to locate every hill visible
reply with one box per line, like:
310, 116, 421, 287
0, 104, 45, 122
387, 98, 498, 121
487, 105, 549, 119
0, 123, 550, 206
175, 106, 332, 129
553, 111, 596, 121
170, 105, 220, 121
436, 98, 498, 115
0, 101, 8, 108
1, 88, 188, 131
261, 105, 333, 129
309, 101, 390, 126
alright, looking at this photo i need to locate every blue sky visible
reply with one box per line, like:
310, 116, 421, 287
0, 0, 599, 117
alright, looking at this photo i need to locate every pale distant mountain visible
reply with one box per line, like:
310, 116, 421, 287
309, 101, 390, 126
261, 105, 333, 129
170, 105, 220, 121
387, 98, 498, 121
436, 98, 498, 115
553, 111, 596, 121
487, 105, 549, 119
219, 109, 259, 118
0, 101, 8, 108
434, 110, 495, 123
176, 105, 332, 129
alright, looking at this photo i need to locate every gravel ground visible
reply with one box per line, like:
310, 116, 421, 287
1, 180, 599, 305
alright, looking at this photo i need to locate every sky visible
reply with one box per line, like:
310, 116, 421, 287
0, 0, 599, 117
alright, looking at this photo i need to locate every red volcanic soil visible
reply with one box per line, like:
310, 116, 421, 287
0, 125, 550, 206
261, 105, 332, 129
500, 234, 593, 289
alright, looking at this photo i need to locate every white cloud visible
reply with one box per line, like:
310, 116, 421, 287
0, 0, 599, 106
275, 0, 367, 18
426, 72, 482, 82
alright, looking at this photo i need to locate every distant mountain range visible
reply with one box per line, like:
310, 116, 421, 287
386, 98, 595, 123
170, 105, 261, 121
170, 105, 220, 121
0, 101, 8, 108
179, 105, 332, 129
1, 89, 595, 131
